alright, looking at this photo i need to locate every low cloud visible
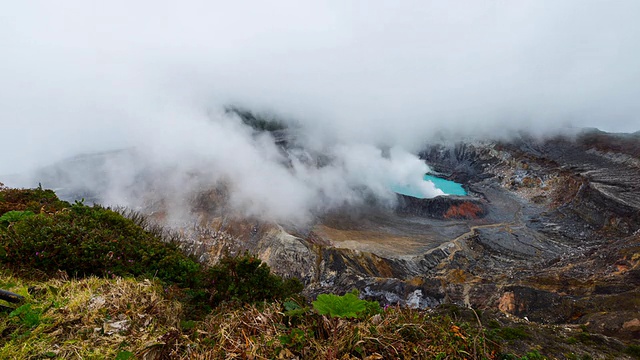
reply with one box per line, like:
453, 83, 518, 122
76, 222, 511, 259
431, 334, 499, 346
1, 1, 639, 222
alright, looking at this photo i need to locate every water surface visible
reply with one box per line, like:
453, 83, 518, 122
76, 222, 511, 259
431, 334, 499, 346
392, 174, 467, 198
423, 175, 467, 196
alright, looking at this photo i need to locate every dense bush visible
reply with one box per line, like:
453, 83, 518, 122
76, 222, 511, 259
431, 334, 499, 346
205, 252, 303, 304
0, 186, 303, 307
0, 202, 202, 287
0, 184, 69, 216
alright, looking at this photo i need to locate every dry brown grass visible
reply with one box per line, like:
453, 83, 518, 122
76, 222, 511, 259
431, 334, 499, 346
0, 271, 183, 359
5, 267, 627, 359
1, 265, 503, 359
174, 304, 499, 359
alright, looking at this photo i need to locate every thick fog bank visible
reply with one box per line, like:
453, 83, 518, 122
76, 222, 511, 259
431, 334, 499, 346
2, 1, 639, 222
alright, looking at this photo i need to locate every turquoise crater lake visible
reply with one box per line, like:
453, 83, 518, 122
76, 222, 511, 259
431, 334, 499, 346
392, 175, 467, 198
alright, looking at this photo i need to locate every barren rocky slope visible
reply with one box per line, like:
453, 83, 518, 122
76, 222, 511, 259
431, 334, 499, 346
10, 129, 640, 345
169, 130, 640, 343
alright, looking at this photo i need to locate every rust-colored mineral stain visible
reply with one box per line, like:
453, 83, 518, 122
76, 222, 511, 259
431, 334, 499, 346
444, 202, 483, 219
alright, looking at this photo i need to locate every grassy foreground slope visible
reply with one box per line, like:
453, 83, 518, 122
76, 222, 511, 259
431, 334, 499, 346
0, 270, 499, 359
0, 184, 637, 359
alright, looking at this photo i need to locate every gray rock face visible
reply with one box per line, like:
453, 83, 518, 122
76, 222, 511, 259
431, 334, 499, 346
396, 194, 487, 219
10, 128, 640, 341
228, 130, 639, 340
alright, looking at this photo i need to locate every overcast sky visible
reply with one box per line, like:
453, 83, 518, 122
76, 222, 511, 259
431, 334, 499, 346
1, 1, 639, 217
2, 1, 639, 173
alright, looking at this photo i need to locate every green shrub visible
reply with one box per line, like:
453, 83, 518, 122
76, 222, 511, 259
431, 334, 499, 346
626, 344, 640, 358
565, 336, 578, 344
0, 186, 304, 310
519, 350, 545, 360
0, 211, 35, 227
487, 319, 502, 329
312, 290, 381, 319
0, 202, 201, 288
114, 351, 135, 360
0, 186, 69, 216
278, 328, 312, 352
205, 253, 303, 304
9, 303, 44, 328
496, 326, 529, 340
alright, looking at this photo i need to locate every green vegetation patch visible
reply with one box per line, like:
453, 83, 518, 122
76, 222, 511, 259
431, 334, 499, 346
205, 252, 303, 305
0, 202, 201, 287
626, 344, 640, 358
0, 272, 183, 359
494, 325, 530, 340
312, 290, 380, 319
0, 184, 69, 216
0, 186, 302, 311
0, 185, 636, 359
0, 210, 35, 227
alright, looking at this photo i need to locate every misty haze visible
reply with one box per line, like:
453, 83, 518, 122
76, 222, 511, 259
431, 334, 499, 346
1, 1, 640, 358
2, 1, 639, 221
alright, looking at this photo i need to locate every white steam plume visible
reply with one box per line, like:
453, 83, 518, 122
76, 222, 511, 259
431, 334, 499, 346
1, 1, 639, 222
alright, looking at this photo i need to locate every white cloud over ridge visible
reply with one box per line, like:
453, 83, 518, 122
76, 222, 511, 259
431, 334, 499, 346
1, 1, 639, 222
